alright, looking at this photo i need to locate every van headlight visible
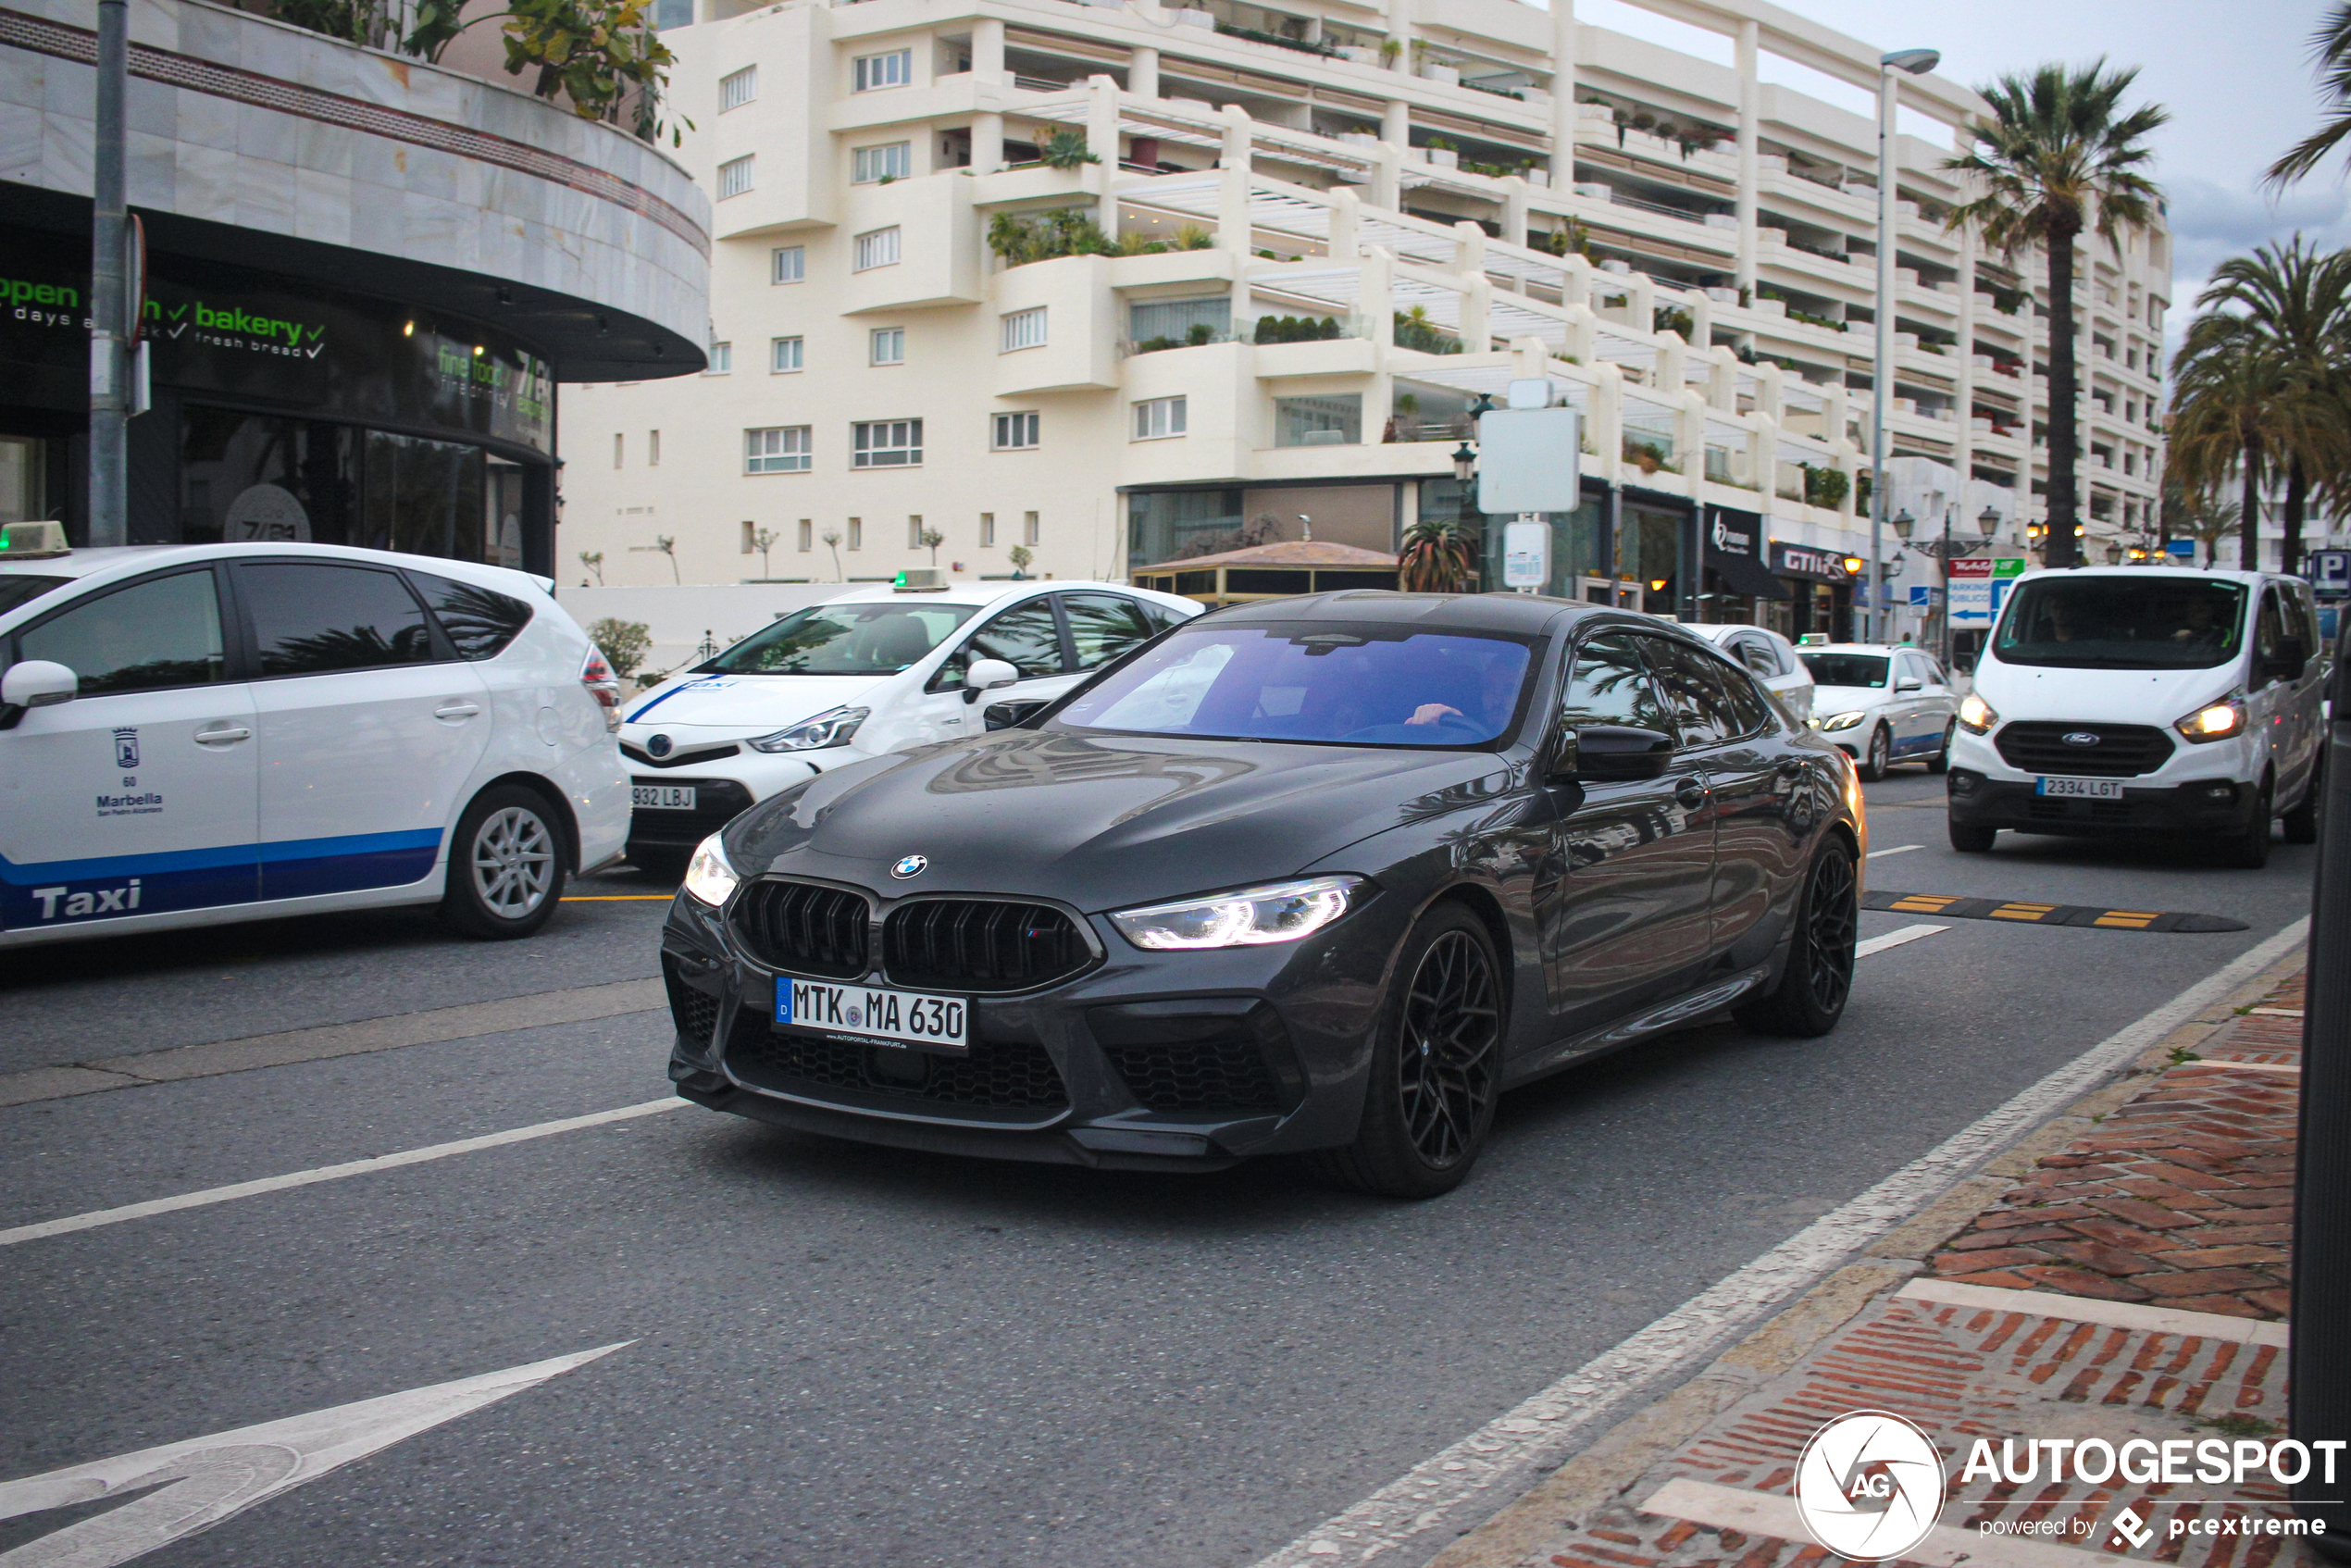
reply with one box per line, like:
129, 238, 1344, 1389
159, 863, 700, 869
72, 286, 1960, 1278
1110, 876, 1364, 951
746, 705, 868, 753
683, 834, 740, 905
1817, 709, 1866, 732
2175, 695, 2247, 743
1956, 692, 1998, 734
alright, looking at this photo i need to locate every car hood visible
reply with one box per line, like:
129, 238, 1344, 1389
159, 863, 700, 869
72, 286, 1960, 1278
1972, 661, 2237, 724
1811, 684, 1895, 713
727, 729, 1514, 911
621, 672, 893, 732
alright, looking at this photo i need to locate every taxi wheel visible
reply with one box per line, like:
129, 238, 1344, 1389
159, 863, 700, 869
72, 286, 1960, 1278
1735, 836, 1858, 1038
442, 785, 567, 940
1856, 725, 1891, 782
1926, 722, 1954, 775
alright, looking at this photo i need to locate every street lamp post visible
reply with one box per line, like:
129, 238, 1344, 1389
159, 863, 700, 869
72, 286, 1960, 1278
1869, 46, 1941, 643
88, 0, 131, 547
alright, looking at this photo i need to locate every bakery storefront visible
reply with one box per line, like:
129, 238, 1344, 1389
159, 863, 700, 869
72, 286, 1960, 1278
3, 228, 556, 572
1767, 541, 1856, 642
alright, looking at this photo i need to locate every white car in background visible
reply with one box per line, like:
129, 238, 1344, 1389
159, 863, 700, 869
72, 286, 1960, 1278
1798, 643, 1959, 780
616, 580, 1199, 877
0, 537, 628, 947
1678, 622, 1815, 725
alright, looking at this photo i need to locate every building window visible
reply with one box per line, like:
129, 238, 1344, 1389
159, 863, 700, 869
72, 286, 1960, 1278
852, 142, 912, 183
907, 515, 925, 548
870, 327, 904, 366
1001, 306, 1047, 353
853, 49, 912, 91
649, 429, 661, 467
719, 65, 758, 111
852, 228, 901, 271
797, 518, 813, 552
1275, 393, 1362, 447
848, 516, 864, 550
1127, 295, 1230, 347
717, 156, 755, 199
746, 426, 812, 474
740, 520, 756, 554
992, 411, 1039, 450
980, 511, 996, 545
772, 246, 804, 284
1132, 395, 1187, 440
613, 432, 624, 468
1024, 510, 1039, 545
852, 419, 922, 468
705, 341, 731, 374
771, 336, 802, 373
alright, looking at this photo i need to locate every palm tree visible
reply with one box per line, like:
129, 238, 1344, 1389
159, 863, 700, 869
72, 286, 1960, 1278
2267, 4, 2351, 189
2185, 238, 2351, 575
1944, 63, 2169, 570
2169, 316, 2286, 571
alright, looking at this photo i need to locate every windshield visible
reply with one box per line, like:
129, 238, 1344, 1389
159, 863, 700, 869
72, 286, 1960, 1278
1799, 653, 1889, 690
699, 601, 977, 676
1055, 625, 1535, 747
1994, 579, 2248, 670
0, 574, 71, 617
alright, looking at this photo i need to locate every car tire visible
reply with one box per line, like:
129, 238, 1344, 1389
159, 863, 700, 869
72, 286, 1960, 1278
1319, 902, 1505, 1201
1734, 836, 1859, 1038
2284, 760, 2322, 845
442, 784, 566, 940
630, 846, 690, 883
1926, 721, 1954, 775
1857, 725, 1891, 782
2224, 778, 2275, 870
1948, 820, 1997, 853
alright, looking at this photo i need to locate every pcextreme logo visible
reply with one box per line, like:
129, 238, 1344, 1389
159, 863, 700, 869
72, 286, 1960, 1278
1793, 1411, 1946, 1561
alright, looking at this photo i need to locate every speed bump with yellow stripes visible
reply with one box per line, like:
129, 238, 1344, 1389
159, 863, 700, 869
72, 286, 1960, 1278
1860, 890, 2249, 932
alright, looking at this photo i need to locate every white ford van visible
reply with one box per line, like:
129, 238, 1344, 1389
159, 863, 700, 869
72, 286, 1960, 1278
1946, 566, 2325, 867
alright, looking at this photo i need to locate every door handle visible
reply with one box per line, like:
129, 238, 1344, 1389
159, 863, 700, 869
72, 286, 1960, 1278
193, 724, 251, 745
434, 702, 483, 720
1673, 778, 1708, 809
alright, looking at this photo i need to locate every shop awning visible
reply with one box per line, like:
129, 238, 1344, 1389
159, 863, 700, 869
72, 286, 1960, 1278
1707, 539, 1789, 600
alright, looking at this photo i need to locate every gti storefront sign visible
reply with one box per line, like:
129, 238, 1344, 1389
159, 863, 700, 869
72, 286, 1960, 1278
1773, 543, 1853, 581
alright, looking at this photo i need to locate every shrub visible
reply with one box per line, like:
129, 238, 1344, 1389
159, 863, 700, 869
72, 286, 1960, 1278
586, 617, 652, 679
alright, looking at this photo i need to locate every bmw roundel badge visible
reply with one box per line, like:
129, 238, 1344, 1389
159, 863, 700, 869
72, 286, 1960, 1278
647, 733, 674, 758
890, 854, 928, 880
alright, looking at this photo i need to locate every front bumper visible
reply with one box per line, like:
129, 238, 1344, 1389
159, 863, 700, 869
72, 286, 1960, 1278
658, 879, 1406, 1170
1946, 769, 2258, 836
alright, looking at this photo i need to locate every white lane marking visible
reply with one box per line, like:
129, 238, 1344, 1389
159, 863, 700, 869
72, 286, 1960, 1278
1248, 915, 2310, 1568
1855, 922, 1948, 958
1637, 1477, 2112, 1568
0, 1342, 628, 1568
1897, 1277, 2289, 1349
0, 1099, 688, 1249
1867, 843, 1924, 859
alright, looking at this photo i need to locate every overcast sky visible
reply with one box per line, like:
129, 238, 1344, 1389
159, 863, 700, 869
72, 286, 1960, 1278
1575, 0, 2351, 377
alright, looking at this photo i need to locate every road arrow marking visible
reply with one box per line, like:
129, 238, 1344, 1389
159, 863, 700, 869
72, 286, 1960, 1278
0, 1342, 628, 1568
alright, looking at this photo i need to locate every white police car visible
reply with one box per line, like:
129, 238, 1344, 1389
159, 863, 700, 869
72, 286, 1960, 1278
617, 579, 1198, 876
0, 530, 628, 946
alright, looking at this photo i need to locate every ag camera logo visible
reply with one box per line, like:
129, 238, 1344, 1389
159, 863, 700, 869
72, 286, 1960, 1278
1793, 1411, 1946, 1561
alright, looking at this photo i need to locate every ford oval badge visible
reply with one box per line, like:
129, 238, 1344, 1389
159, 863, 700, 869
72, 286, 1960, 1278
890, 854, 928, 880
2061, 730, 2100, 747
647, 733, 674, 758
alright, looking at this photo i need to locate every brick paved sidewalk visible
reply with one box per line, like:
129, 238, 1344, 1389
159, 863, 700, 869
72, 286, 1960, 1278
1437, 962, 2318, 1568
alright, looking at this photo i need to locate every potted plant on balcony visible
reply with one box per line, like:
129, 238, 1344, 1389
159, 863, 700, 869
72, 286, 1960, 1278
1423, 136, 1460, 168
1039, 129, 1101, 170
1379, 37, 1402, 66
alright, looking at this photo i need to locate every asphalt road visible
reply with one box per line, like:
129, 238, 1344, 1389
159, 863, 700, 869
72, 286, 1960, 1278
0, 771, 2320, 1568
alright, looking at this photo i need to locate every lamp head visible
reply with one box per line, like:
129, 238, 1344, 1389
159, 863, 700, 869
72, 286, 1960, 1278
1451, 442, 1476, 483
1891, 508, 1917, 540
1883, 48, 1941, 75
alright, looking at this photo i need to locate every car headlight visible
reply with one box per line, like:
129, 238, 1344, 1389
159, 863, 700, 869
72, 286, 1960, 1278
1956, 692, 1998, 734
745, 705, 868, 753
2175, 695, 2247, 743
1110, 875, 1364, 951
683, 833, 740, 905
1818, 709, 1866, 732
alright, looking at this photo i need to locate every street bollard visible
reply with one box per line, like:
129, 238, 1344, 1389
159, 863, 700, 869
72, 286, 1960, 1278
2295, 620, 2351, 1556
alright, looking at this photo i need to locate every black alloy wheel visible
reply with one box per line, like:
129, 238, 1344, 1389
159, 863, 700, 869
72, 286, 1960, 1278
1734, 838, 1859, 1037
1926, 721, 1954, 775
1323, 904, 1503, 1199
1858, 725, 1891, 782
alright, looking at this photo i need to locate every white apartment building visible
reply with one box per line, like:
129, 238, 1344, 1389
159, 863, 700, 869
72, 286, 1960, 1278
561, 0, 2170, 638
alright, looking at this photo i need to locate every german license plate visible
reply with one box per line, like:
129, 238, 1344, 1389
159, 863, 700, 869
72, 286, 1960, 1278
775, 977, 968, 1055
2035, 777, 2123, 800
633, 784, 697, 810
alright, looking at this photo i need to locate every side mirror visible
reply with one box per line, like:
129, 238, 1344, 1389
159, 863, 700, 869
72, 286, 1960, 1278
0, 659, 76, 731
1896, 677, 1922, 693
2264, 636, 2308, 682
985, 697, 1051, 731
1556, 725, 1674, 782
961, 656, 1021, 704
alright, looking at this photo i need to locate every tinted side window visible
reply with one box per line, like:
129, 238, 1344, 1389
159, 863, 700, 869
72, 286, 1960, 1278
938, 598, 1064, 688
1643, 637, 1740, 748
1062, 592, 1157, 671
18, 570, 226, 696
2257, 591, 2291, 680
1559, 633, 1672, 733
241, 563, 438, 677
410, 571, 533, 660
1717, 662, 1775, 736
